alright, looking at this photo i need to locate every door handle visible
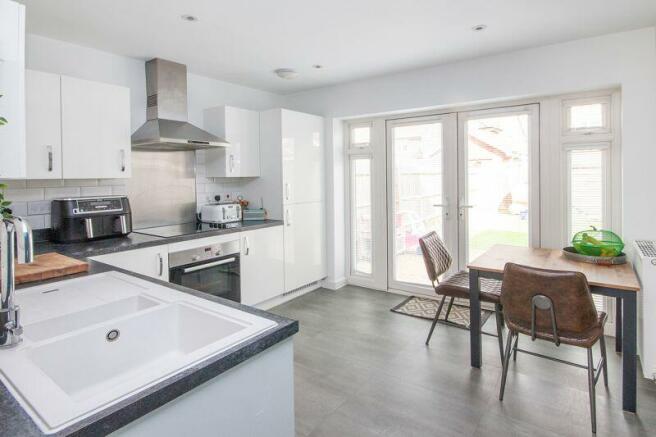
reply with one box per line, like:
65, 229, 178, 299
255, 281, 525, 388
229, 154, 234, 173
47, 146, 53, 172
120, 149, 126, 172
84, 218, 94, 239
433, 204, 450, 218
285, 209, 291, 226
182, 258, 236, 274
284, 183, 290, 201
158, 253, 164, 277
243, 236, 250, 255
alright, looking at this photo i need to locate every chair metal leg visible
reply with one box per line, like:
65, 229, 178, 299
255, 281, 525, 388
587, 347, 597, 434
512, 334, 519, 361
444, 297, 455, 321
499, 331, 515, 401
600, 334, 609, 388
425, 295, 447, 345
495, 304, 505, 364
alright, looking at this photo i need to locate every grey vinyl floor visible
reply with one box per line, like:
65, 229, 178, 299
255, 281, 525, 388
270, 285, 656, 437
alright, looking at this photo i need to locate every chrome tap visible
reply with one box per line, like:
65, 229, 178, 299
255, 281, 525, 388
1, 217, 33, 348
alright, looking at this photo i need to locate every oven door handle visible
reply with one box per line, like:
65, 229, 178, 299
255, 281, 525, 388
181, 257, 236, 274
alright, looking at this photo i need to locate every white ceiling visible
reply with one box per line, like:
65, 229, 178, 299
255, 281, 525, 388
18, 0, 656, 94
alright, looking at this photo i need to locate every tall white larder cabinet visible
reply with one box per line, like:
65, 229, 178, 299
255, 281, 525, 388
260, 109, 326, 292
0, 0, 26, 179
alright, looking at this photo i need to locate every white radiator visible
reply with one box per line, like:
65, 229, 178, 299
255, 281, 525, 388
634, 240, 656, 380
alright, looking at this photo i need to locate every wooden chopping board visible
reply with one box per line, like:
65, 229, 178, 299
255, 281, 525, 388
15, 252, 89, 284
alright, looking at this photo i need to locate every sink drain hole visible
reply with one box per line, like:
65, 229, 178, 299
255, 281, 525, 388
106, 329, 120, 342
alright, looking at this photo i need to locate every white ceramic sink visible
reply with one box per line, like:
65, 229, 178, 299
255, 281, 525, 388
0, 271, 277, 434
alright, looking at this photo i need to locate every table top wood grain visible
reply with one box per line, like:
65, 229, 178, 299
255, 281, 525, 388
468, 245, 640, 292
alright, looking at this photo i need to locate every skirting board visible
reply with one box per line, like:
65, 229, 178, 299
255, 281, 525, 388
323, 277, 347, 290
256, 281, 324, 310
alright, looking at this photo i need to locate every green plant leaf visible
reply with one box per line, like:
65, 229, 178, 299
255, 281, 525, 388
1, 201, 11, 207
0, 117, 7, 126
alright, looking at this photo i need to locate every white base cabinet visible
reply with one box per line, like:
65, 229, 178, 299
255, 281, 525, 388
91, 245, 169, 282
283, 202, 326, 292
240, 226, 284, 306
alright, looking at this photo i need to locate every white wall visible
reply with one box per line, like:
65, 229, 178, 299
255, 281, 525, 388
1, 34, 284, 229
284, 27, 656, 287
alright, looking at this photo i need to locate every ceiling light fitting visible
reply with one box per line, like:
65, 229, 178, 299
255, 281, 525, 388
274, 68, 299, 80
181, 15, 198, 22
472, 24, 487, 32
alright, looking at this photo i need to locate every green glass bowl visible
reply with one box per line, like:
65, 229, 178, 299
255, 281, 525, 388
572, 227, 624, 258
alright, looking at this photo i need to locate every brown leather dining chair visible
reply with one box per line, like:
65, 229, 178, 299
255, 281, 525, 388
498, 263, 608, 434
418, 231, 505, 361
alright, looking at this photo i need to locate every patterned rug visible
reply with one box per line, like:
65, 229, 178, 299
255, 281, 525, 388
391, 296, 494, 329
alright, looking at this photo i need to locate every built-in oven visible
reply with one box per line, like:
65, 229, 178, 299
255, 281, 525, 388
168, 239, 241, 303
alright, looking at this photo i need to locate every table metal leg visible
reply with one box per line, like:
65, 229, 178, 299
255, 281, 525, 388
615, 296, 623, 353
469, 269, 482, 368
622, 294, 637, 413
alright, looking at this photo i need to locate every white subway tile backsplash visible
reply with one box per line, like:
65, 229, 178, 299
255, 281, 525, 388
26, 179, 64, 188
111, 185, 128, 195
45, 187, 80, 200
65, 179, 98, 187
27, 200, 51, 215
81, 186, 113, 197
5, 188, 44, 202
10, 201, 28, 217
24, 214, 46, 230
98, 179, 127, 186
1, 180, 27, 189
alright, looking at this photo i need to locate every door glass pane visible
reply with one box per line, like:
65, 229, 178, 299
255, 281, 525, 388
351, 158, 372, 275
465, 114, 530, 262
568, 148, 604, 239
391, 121, 443, 285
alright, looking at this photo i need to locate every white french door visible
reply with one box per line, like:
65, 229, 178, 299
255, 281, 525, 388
385, 105, 539, 294
386, 114, 457, 295
457, 105, 540, 268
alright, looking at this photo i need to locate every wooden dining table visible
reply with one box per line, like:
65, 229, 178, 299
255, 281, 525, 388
467, 244, 640, 413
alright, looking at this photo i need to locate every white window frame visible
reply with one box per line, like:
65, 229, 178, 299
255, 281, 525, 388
562, 95, 611, 136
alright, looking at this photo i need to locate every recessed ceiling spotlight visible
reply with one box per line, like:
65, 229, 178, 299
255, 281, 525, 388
181, 14, 198, 22
274, 68, 299, 80
472, 24, 487, 32
312, 64, 324, 69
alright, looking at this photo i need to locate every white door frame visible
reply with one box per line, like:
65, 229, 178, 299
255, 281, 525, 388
456, 104, 541, 270
385, 113, 458, 296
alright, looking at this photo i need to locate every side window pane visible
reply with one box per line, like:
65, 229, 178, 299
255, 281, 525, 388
569, 104, 604, 130
568, 148, 604, 240
351, 125, 371, 147
351, 158, 372, 275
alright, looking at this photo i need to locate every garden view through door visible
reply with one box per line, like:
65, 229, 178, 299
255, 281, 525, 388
458, 106, 538, 266
388, 115, 457, 293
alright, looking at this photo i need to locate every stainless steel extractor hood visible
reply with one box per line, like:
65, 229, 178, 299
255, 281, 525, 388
131, 58, 229, 150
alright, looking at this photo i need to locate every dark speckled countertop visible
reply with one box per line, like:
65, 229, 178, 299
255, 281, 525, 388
1, 220, 297, 437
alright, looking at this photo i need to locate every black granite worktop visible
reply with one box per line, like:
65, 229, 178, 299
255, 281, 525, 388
34, 220, 283, 258
1, 219, 297, 437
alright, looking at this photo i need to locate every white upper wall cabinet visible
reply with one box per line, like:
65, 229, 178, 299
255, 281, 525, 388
204, 106, 260, 178
0, 0, 25, 179
281, 109, 324, 205
26, 70, 62, 179
61, 75, 131, 179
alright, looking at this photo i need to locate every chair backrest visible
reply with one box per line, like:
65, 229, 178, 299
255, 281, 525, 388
500, 263, 599, 339
418, 231, 453, 285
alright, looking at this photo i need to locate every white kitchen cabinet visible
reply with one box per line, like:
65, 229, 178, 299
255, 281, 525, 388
26, 70, 62, 179
91, 245, 169, 281
240, 226, 285, 306
61, 75, 131, 179
0, 0, 25, 179
281, 109, 324, 204
283, 202, 326, 292
204, 106, 260, 177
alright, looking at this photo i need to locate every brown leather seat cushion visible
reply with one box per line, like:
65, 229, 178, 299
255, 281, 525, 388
505, 311, 607, 348
436, 270, 501, 304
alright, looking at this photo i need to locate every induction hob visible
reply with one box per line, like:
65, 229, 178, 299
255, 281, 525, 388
134, 221, 242, 238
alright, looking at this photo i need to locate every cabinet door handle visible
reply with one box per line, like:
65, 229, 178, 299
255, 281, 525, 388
121, 149, 126, 172
229, 154, 234, 173
158, 253, 164, 277
244, 236, 250, 255
284, 183, 290, 201
286, 209, 291, 226
47, 146, 53, 172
